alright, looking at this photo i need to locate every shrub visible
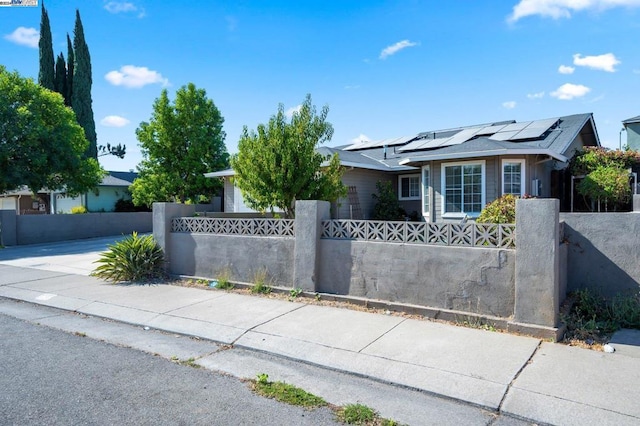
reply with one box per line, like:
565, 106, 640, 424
71, 205, 87, 214
114, 198, 151, 212
91, 232, 165, 283
371, 180, 406, 221
476, 194, 518, 224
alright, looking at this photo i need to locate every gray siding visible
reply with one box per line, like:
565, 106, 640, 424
336, 169, 389, 219
223, 179, 234, 212
627, 123, 640, 151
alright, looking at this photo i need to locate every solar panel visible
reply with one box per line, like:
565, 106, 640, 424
498, 121, 532, 133
441, 127, 482, 146
509, 118, 559, 141
489, 131, 520, 141
476, 124, 509, 136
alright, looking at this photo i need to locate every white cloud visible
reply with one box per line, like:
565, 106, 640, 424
502, 101, 517, 109
105, 65, 169, 88
508, 0, 640, 23
379, 40, 419, 60
4, 27, 39, 48
100, 115, 130, 127
285, 105, 301, 119
350, 134, 371, 145
558, 65, 575, 74
550, 83, 591, 100
104, 2, 145, 18
573, 53, 620, 72
527, 91, 545, 99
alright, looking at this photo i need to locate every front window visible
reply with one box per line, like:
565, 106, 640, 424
398, 174, 420, 200
502, 159, 525, 196
441, 161, 485, 217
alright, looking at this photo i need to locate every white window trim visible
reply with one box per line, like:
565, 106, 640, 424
398, 173, 421, 201
440, 160, 486, 219
421, 165, 430, 221
501, 159, 526, 197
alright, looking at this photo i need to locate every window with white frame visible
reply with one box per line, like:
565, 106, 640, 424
422, 166, 430, 219
502, 159, 525, 196
441, 161, 485, 217
398, 174, 420, 200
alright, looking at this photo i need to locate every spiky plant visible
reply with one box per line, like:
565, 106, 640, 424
92, 232, 165, 283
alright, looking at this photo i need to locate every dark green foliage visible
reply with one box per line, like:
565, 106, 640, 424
65, 34, 74, 106
71, 10, 97, 159
371, 180, 405, 221
38, 3, 55, 91
230, 94, 346, 218
564, 288, 640, 342
131, 83, 229, 206
0, 66, 104, 195
114, 198, 150, 212
91, 232, 165, 283
54, 53, 67, 95
98, 143, 126, 159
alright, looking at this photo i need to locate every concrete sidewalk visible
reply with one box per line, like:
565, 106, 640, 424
1, 237, 639, 425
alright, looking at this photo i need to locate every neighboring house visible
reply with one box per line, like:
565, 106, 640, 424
208, 113, 600, 221
0, 171, 137, 214
622, 115, 640, 151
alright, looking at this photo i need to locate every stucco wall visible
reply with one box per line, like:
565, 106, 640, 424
561, 212, 640, 297
168, 233, 294, 286
14, 212, 152, 245
318, 240, 515, 317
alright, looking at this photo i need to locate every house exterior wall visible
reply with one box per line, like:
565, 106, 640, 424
87, 186, 131, 212
223, 179, 234, 212
55, 194, 83, 213
626, 122, 640, 151
336, 168, 389, 219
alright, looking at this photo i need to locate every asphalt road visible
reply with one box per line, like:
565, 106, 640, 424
0, 313, 338, 425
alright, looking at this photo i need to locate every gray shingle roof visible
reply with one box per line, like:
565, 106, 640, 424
623, 115, 640, 125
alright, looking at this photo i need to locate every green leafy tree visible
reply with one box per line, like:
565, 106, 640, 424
569, 147, 640, 211
231, 94, 345, 218
38, 3, 54, 91
71, 10, 97, 159
131, 83, 229, 207
0, 67, 104, 196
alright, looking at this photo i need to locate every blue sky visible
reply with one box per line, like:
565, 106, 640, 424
2, 0, 640, 172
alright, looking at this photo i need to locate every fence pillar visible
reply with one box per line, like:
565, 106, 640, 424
514, 199, 560, 328
153, 203, 195, 270
0, 209, 17, 246
633, 194, 640, 212
293, 200, 331, 291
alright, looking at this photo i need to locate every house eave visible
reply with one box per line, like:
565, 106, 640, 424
399, 148, 568, 166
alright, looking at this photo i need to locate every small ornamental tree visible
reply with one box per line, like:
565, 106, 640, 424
569, 147, 640, 211
230, 94, 346, 218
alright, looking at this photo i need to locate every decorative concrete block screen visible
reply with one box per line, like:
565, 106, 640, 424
171, 217, 295, 237
321, 220, 515, 248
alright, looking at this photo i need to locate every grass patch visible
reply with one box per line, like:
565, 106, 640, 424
170, 356, 201, 369
250, 268, 272, 294
337, 403, 399, 425
216, 268, 234, 290
563, 288, 640, 345
252, 374, 326, 408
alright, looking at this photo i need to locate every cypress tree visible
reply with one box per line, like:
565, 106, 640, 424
38, 3, 55, 90
71, 10, 97, 159
54, 53, 67, 96
65, 34, 74, 106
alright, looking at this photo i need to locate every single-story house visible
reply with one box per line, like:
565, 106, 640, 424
0, 171, 138, 214
208, 112, 600, 221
